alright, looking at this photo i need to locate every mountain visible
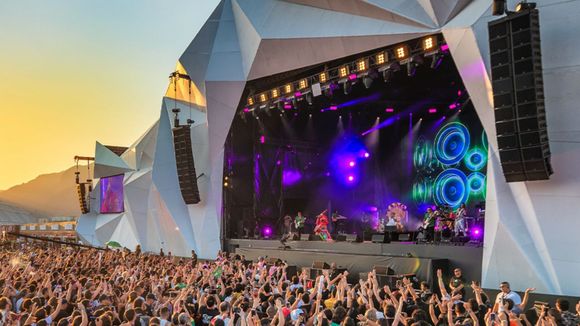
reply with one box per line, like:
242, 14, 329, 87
0, 166, 90, 217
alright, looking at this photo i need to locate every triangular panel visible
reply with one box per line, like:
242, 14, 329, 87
94, 141, 133, 178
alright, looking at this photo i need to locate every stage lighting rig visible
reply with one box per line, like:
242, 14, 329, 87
172, 108, 181, 127
492, 0, 506, 15
407, 55, 424, 77
515, 1, 536, 12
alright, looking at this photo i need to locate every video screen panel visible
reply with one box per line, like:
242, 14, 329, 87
99, 174, 124, 214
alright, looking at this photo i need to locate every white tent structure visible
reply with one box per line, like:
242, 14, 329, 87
77, 0, 580, 296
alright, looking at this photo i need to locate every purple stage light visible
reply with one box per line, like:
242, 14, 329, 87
276, 160, 281, 166
441, 44, 449, 52
458, 90, 462, 96
349, 161, 355, 167
243, 108, 250, 113
262, 226, 273, 238
428, 108, 437, 114
347, 175, 354, 182
329, 105, 338, 111
385, 108, 394, 113
348, 73, 357, 80
449, 103, 457, 109
259, 136, 265, 144
364, 152, 370, 158
284, 104, 292, 110
294, 91, 302, 97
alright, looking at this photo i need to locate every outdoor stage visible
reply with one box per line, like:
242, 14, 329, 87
227, 238, 483, 288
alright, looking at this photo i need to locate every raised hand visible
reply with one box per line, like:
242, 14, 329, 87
437, 269, 443, 279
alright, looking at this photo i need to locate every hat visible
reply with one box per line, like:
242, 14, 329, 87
291, 309, 304, 321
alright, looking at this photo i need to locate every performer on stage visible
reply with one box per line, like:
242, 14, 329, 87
294, 211, 306, 238
454, 203, 467, 236
280, 215, 294, 245
314, 210, 332, 241
423, 207, 436, 241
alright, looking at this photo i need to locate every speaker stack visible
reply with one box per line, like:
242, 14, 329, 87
488, 8, 552, 182
173, 125, 201, 204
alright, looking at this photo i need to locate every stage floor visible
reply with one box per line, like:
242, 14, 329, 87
227, 238, 483, 286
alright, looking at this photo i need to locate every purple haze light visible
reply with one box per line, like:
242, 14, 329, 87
294, 91, 302, 97
348, 73, 358, 80
364, 152, 370, 158
329, 105, 338, 111
458, 90, 462, 96
262, 226, 273, 237
349, 161, 355, 167
259, 136, 265, 144
428, 108, 437, 114
385, 108, 394, 113
449, 103, 457, 109
441, 44, 449, 52
243, 108, 250, 113
282, 170, 302, 186
347, 175, 354, 182
284, 104, 292, 110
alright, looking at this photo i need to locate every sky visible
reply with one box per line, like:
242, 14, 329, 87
0, 0, 220, 190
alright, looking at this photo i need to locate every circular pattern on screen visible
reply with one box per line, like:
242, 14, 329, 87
467, 172, 486, 196
464, 147, 487, 171
434, 122, 470, 165
434, 168, 468, 208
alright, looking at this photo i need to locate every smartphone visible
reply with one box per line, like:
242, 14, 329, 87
490, 313, 496, 322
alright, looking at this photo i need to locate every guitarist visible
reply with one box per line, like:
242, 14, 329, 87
294, 211, 306, 239
423, 207, 436, 242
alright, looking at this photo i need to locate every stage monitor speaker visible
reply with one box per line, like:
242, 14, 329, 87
173, 126, 201, 204
312, 261, 330, 269
336, 234, 361, 242
371, 233, 390, 243
299, 234, 311, 241
489, 8, 552, 182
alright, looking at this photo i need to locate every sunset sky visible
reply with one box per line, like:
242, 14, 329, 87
0, 1, 219, 190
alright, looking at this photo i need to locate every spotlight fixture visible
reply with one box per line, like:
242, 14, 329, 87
356, 59, 368, 72
305, 92, 313, 105
492, 0, 506, 15
422, 36, 436, 51
407, 55, 424, 77
376, 52, 387, 65
319, 72, 328, 83
515, 1, 536, 11
395, 45, 409, 59
339, 66, 349, 78
343, 80, 352, 95
298, 78, 308, 90
430, 53, 444, 69
283, 83, 293, 95
271, 88, 279, 98
259, 93, 268, 103
247, 97, 254, 106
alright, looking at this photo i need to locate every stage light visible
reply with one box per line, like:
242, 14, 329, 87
305, 92, 313, 105
349, 161, 355, 167
407, 56, 423, 77
175, 227, 180, 231
385, 108, 394, 113
376, 52, 387, 65
422, 36, 436, 51
247, 97, 254, 106
428, 108, 437, 114
298, 78, 308, 90
260, 135, 265, 143
364, 152, 370, 158
243, 108, 250, 113
515, 1, 536, 11
492, 0, 506, 15
223, 182, 228, 187
271, 88, 279, 98
441, 44, 450, 52
320, 72, 328, 83
363, 76, 373, 89
449, 103, 457, 109
343, 80, 352, 95
262, 226, 273, 238
329, 105, 338, 111
347, 175, 354, 182
339, 66, 349, 78
357, 59, 368, 72
395, 45, 408, 59
431, 53, 444, 69
259, 93, 268, 102
284, 84, 293, 94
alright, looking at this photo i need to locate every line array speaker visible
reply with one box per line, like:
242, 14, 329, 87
488, 8, 552, 182
173, 126, 201, 204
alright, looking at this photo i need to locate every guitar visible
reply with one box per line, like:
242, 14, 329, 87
294, 215, 306, 229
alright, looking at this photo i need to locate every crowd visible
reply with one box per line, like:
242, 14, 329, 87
0, 242, 578, 326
